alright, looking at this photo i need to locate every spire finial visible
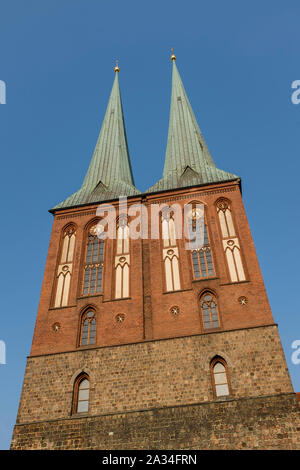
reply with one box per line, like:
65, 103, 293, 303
114, 60, 120, 73
170, 48, 176, 61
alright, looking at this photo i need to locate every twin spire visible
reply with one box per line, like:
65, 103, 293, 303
53, 54, 238, 211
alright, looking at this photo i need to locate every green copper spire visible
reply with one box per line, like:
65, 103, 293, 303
52, 65, 140, 211
146, 55, 238, 193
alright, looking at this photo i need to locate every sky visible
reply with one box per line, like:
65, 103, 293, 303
0, 0, 300, 450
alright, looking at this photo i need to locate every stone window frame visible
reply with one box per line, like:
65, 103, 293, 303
199, 290, 222, 331
78, 307, 97, 347
185, 200, 216, 281
72, 372, 90, 415
81, 219, 105, 297
114, 214, 131, 299
214, 197, 248, 283
210, 356, 232, 399
52, 222, 77, 308
160, 206, 182, 293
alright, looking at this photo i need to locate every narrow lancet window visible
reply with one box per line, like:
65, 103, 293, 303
73, 374, 90, 414
188, 205, 215, 280
211, 357, 230, 397
54, 225, 76, 308
200, 292, 220, 329
80, 310, 96, 346
162, 209, 181, 292
115, 216, 130, 299
83, 224, 104, 296
216, 199, 246, 283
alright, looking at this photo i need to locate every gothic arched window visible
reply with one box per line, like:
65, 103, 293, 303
187, 203, 215, 280
80, 310, 96, 346
72, 374, 90, 414
115, 216, 130, 299
162, 208, 181, 292
216, 199, 246, 283
210, 357, 230, 398
83, 223, 104, 295
54, 224, 76, 308
200, 291, 220, 330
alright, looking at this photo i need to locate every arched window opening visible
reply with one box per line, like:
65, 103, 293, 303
80, 310, 96, 346
115, 216, 130, 299
211, 357, 230, 398
216, 199, 246, 283
83, 223, 104, 295
200, 292, 220, 329
187, 203, 215, 280
54, 225, 76, 308
73, 374, 90, 414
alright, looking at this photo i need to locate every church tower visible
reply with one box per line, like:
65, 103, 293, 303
11, 56, 300, 450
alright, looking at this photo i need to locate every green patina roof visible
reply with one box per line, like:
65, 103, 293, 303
146, 61, 238, 194
51, 72, 140, 211
52, 60, 238, 212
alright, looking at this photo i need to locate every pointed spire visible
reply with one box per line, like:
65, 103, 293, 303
52, 65, 140, 211
146, 55, 238, 194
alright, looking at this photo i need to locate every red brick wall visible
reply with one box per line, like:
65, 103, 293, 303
31, 181, 274, 356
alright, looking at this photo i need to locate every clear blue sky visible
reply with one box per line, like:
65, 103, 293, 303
0, 0, 299, 450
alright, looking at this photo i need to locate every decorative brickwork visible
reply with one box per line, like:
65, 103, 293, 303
28, 182, 273, 357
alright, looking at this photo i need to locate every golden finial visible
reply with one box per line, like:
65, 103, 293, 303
114, 60, 120, 73
170, 47, 176, 61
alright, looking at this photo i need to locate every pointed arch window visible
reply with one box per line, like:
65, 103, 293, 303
83, 224, 104, 295
216, 199, 246, 283
115, 216, 130, 299
200, 291, 220, 329
162, 209, 181, 292
54, 225, 76, 308
211, 357, 230, 398
80, 310, 96, 346
187, 204, 215, 280
72, 374, 90, 414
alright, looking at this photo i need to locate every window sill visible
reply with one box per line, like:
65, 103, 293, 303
104, 297, 131, 302
71, 412, 89, 418
77, 344, 96, 350
219, 280, 250, 286
48, 305, 77, 311
203, 326, 222, 333
163, 288, 192, 295
214, 395, 232, 402
77, 293, 104, 300
192, 276, 219, 283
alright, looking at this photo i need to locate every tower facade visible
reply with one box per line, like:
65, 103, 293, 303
11, 58, 300, 450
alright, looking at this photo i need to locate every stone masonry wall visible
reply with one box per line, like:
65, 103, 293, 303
15, 325, 293, 425
11, 394, 300, 449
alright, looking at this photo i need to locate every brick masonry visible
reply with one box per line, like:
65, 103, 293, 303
11, 181, 300, 449
30, 182, 274, 356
